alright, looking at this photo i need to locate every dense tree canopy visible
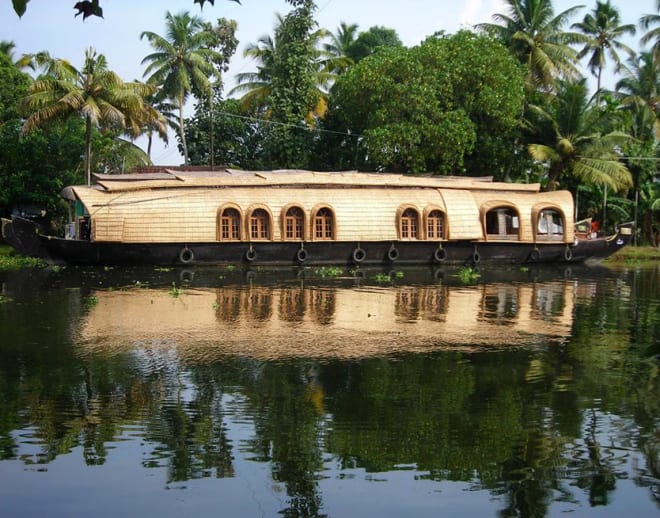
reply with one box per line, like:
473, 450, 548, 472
0, 52, 30, 123
322, 31, 525, 175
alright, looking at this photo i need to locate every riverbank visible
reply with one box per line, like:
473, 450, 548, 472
606, 245, 660, 264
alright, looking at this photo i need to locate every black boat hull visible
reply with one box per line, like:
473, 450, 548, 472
2, 216, 634, 267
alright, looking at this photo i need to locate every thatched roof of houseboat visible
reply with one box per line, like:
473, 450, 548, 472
83, 169, 541, 194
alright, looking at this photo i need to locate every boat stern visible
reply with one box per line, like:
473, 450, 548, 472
1, 216, 51, 260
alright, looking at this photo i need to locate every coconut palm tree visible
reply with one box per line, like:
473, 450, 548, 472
21, 47, 158, 185
142, 96, 179, 158
1, 40, 38, 70
475, 0, 587, 93
640, 1, 660, 61
228, 33, 277, 112
614, 51, 660, 241
320, 22, 358, 75
141, 11, 222, 165
572, 0, 636, 94
615, 51, 660, 140
527, 78, 632, 192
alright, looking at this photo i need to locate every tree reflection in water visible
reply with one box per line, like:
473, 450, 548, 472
0, 266, 658, 516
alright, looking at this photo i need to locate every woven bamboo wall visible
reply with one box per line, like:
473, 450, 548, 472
72, 173, 573, 244
80, 187, 449, 242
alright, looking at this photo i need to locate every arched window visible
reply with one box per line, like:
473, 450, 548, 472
400, 208, 420, 239
313, 207, 334, 240
284, 206, 305, 240
218, 207, 241, 241
536, 208, 565, 240
250, 208, 271, 240
426, 210, 445, 240
485, 206, 520, 239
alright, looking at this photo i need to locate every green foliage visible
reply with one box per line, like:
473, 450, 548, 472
141, 11, 229, 165
0, 52, 30, 122
571, 0, 636, 92
0, 117, 86, 219
373, 273, 392, 284
476, 0, 586, 92
265, 0, 319, 168
185, 97, 268, 169
345, 25, 403, 63
313, 266, 343, 278
169, 282, 183, 298
324, 31, 524, 175
456, 267, 481, 284
0, 252, 46, 271
527, 78, 633, 193
20, 48, 157, 185
83, 296, 99, 308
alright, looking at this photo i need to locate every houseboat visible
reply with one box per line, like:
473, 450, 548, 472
1, 168, 634, 266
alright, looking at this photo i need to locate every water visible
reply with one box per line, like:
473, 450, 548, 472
0, 263, 658, 517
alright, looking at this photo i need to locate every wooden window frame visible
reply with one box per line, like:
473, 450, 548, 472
398, 207, 420, 240
248, 207, 272, 241
217, 205, 242, 241
312, 206, 335, 240
425, 209, 445, 240
282, 206, 306, 241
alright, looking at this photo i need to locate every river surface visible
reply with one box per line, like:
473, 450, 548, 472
0, 263, 658, 517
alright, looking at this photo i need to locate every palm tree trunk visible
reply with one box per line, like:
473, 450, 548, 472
85, 116, 92, 185
178, 94, 189, 165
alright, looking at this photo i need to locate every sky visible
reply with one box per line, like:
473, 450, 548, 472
1, 0, 654, 165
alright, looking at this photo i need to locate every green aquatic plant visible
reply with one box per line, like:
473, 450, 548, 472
0, 253, 46, 272
456, 266, 481, 284
169, 282, 183, 298
83, 295, 98, 307
373, 273, 392, 284
0, 294, 13, 304
314, 266, 344, 278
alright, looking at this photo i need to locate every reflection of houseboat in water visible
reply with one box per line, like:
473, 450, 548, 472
2, 168, 633, 266
78, 282, 575, 360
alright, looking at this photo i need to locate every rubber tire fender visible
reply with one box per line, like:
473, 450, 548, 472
296, 248, 309, 263
386, 246, 399, 262
352, 247, 366, 264
433, 247, 447, 263
245, 248, 257, 262
179, 247, 194, 264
